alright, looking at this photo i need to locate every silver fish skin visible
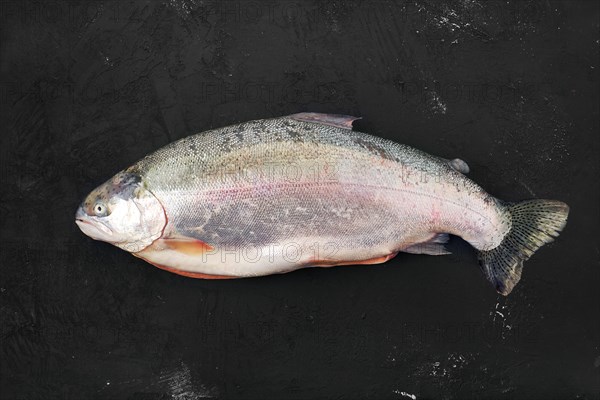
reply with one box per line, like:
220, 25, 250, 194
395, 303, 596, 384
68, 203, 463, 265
75, 113, 569, 295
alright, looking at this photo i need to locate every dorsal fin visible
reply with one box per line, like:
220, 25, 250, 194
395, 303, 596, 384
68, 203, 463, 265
288, 112, 361, 130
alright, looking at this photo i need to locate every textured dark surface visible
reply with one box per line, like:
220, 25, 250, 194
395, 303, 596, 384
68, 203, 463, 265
0, 0, 598, 399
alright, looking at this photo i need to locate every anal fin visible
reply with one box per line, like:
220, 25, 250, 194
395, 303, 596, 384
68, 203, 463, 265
403, 233, 451, 255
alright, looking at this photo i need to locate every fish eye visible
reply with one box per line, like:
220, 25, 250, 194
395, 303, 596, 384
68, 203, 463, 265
93, 202, 108, 217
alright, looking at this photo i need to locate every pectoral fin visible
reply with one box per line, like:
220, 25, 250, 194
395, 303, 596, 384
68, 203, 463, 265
159, 238, 214, 255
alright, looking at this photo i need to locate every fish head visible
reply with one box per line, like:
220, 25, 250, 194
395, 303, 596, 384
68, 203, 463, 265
75, 171, 167, 253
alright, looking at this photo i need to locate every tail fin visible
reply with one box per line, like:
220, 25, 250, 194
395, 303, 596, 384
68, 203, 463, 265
477, 200, 569, 296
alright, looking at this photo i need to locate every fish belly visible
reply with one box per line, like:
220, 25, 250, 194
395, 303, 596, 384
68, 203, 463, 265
139, 178, 465, 277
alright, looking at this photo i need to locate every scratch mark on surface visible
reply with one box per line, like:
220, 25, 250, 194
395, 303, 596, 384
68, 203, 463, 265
518, 180, 536, 197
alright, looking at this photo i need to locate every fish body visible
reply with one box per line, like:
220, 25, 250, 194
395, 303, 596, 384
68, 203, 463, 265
76, 113, 569, 295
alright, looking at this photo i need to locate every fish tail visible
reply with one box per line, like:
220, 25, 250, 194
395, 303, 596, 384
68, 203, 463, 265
477, 200, 569, 296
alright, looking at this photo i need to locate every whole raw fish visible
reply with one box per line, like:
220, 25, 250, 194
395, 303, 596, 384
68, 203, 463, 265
75, 113, 569, 295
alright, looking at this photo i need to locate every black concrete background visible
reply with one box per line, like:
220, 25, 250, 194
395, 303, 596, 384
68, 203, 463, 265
1, 1, 598, 399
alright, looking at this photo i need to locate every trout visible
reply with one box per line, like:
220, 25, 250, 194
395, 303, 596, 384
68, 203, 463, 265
75, 113, 569, 295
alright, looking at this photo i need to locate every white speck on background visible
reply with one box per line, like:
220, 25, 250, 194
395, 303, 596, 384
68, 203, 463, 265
160, 361, 216, 399
393, 390, 417, 399
167, 0, 192, 18
428, 91, 447, 114
491, 301, 514, 340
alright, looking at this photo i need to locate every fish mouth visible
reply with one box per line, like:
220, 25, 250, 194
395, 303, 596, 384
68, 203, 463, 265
75, 207, 113, 241
75, 206, 87, 222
